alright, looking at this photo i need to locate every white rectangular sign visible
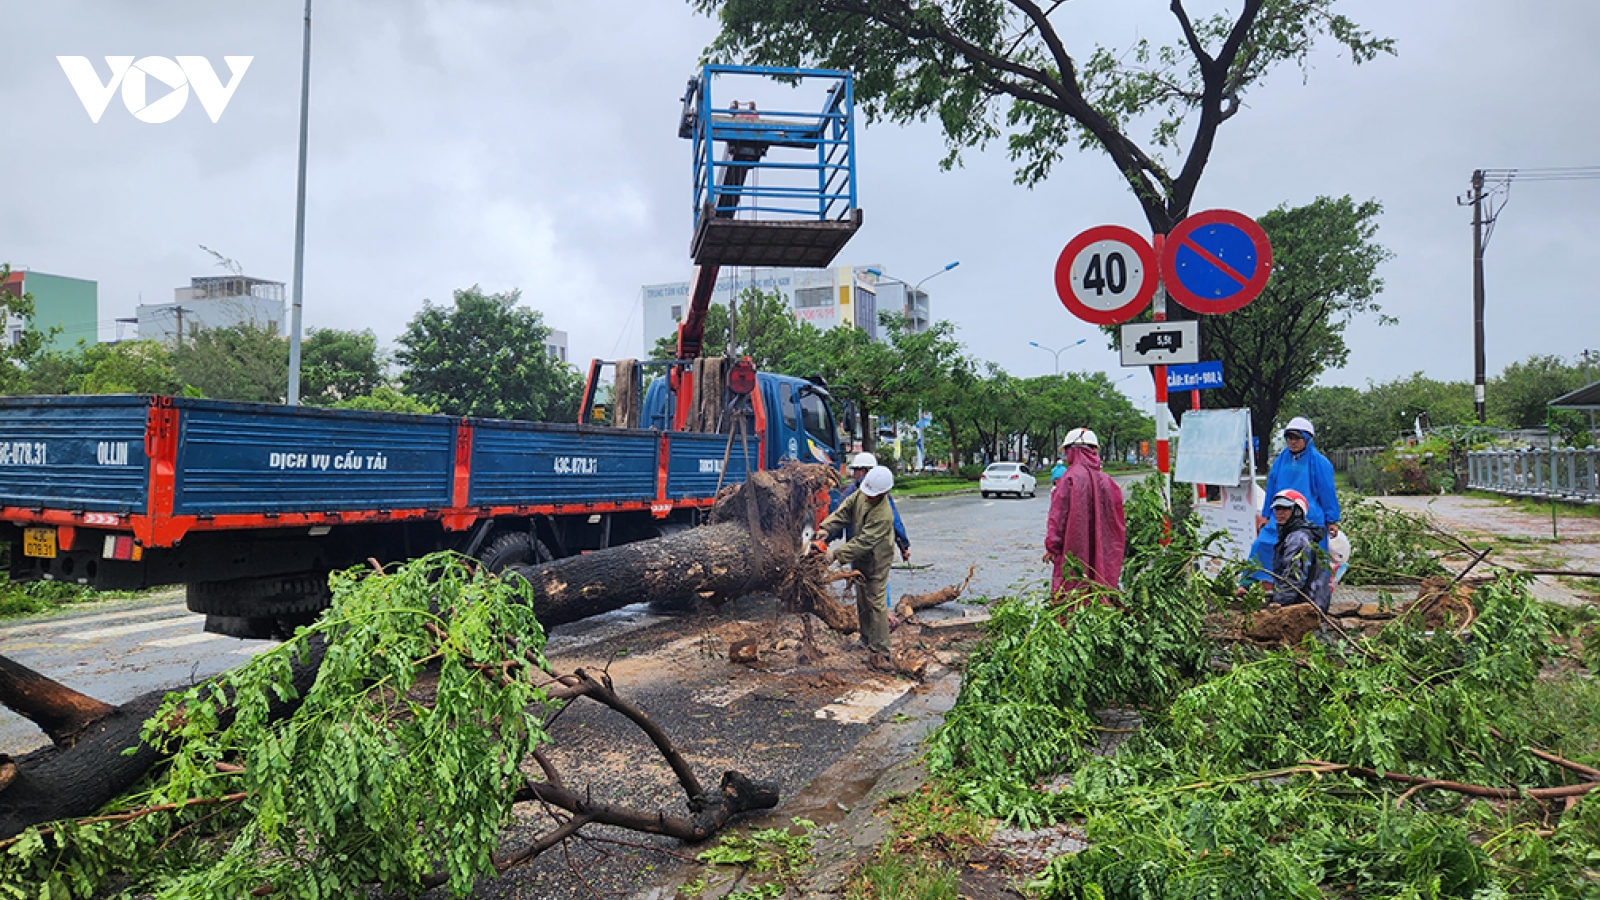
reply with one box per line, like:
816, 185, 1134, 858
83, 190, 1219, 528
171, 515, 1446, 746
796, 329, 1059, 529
1195, 481, 1261, 577
1119, 321, 1199, 366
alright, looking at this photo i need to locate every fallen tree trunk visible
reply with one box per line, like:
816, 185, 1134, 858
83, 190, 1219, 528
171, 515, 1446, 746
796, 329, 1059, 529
0, 636, 327, 840
511, 462, 831, 625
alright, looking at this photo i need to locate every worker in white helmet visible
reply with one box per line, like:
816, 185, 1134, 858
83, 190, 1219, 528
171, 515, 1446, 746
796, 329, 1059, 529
817, 465, 897, 667
836, 452, 911, 562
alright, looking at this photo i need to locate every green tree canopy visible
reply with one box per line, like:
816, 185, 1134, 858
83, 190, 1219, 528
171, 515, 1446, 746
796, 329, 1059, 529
790, 313, 964, 452
172, 322, 288, 403
1488, 354, 1591, 429
330, 386, 436, 415
35, 341, 185, 396
1202, 196, 1392, 460
648, 287, 812, 373
1287, 385, 1385, 450
694, 0, 1391, 234
396, 286, 580, 422
301, 328, 386, 406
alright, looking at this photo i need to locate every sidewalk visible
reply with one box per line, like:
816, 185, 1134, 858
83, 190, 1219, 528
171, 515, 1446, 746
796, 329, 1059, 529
1375, 494, 1600, 605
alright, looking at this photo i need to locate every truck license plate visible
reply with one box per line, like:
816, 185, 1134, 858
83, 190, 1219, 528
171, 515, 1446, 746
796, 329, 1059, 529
22, 527, 57, 559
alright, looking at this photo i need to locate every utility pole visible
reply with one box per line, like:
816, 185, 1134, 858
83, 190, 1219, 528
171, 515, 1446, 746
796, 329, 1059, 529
1470, 169, 1487, 423
173, 305, 187, 347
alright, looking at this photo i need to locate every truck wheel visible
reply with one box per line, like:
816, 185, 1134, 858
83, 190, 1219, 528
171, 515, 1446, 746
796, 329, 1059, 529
479, 532, 554, 574
186, 574, 331, 619
201, 612, 319, 642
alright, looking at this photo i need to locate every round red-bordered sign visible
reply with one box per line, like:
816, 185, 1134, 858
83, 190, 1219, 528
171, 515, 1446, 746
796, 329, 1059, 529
1160, 209, 1273, 315
1055, 225, 1158, 325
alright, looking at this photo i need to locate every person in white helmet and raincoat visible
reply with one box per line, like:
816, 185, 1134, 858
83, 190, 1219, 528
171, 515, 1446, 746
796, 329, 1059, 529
1246, 416, 1339, 584
818, 465, 897, 664
834, 452, 911, 562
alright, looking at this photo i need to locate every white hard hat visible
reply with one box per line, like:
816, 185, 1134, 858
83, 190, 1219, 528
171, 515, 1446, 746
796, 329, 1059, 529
1062, 427, 1099, 448
849, 452, 878, 469
1284, 416, 1315, 437
860, 465, 895, 497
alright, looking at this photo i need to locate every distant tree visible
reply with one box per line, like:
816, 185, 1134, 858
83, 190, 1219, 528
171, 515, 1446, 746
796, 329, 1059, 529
1288, 384, 1387, 450
301, 328, 386, 405
330, 386, 436, 415
70, 342, 183, 395
1202, 197, 1392, 464
172, 322, 288, 403
1364, 372, 1474, 440
1488, 354, 1589, 429
788, 313, 963, 452
1023, 372, 1152, 464
648, 288, 813, 374
397, 286, 580, 422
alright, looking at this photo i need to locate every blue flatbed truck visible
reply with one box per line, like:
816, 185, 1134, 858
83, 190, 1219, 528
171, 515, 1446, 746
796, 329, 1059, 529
0, 64, 865, 639
0, 377, 839, 638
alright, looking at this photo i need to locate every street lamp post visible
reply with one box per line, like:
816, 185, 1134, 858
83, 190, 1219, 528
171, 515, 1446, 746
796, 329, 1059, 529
865, 261, 959, 329
1028, 338, 1086, 375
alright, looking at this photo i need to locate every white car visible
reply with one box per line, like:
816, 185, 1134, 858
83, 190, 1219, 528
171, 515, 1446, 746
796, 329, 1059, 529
980, 462, 1036, 498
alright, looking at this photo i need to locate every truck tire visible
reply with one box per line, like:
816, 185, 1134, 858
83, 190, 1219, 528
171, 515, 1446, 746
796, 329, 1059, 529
185, 574, 332, 619
479, 532, 554, 574
201, 612, 320, 642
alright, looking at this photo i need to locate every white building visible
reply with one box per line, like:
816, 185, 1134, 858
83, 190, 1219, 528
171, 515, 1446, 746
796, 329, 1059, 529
641, 264, 934, 355
545, 329, 569, 364
138, 276, 286, 342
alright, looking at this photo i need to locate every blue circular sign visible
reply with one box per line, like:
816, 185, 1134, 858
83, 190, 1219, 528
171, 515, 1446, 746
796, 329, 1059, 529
1160, 210, 1273, 314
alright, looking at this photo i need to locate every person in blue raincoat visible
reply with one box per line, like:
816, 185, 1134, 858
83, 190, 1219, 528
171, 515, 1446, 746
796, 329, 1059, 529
1246, 416, 1340, 582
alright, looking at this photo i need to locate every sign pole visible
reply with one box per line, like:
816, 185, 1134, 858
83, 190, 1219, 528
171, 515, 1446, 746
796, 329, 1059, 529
1151, 234, 1170, 510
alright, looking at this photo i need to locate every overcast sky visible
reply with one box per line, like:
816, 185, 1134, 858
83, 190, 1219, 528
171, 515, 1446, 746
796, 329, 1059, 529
3, 1, 1595, 408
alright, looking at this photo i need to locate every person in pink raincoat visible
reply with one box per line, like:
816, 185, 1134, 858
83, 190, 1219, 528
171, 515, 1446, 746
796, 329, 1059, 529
1042, 428, 1127, 599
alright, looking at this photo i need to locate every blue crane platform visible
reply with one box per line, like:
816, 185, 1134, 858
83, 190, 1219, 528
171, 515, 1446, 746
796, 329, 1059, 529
680, 65, 862, 268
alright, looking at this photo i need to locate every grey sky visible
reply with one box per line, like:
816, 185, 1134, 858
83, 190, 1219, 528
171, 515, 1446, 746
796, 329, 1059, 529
3, 1, 1595, 408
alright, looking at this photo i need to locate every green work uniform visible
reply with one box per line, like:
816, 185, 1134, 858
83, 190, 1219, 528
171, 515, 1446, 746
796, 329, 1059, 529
819, 489, 895, 656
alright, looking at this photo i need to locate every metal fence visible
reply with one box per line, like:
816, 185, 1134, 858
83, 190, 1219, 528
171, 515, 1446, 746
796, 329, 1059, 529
1324, 446, 1385, 473
1467, 448, 1600, 503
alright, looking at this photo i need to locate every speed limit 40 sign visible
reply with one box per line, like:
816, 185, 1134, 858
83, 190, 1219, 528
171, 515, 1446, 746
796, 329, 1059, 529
1053, 225, 1158, 324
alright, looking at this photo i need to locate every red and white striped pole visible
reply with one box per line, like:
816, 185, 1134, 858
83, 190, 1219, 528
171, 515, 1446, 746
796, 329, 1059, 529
1151, 234, 1170, 510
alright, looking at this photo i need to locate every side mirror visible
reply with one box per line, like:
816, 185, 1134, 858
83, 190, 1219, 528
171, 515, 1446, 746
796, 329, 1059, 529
841, 402, 857, 435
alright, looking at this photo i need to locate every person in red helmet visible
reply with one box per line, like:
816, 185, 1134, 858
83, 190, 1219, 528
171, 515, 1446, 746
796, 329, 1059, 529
1268, 488, 1331, 611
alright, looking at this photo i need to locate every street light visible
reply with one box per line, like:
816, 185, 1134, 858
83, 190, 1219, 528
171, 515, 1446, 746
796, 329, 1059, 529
864, 261, 960, 299
1029, 338, 1086, 375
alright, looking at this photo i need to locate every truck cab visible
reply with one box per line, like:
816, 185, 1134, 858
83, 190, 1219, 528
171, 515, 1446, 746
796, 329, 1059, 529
641, 369, 840, 470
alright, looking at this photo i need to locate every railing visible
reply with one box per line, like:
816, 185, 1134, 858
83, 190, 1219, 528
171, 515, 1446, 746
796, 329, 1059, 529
1467, 448, 1600, 503
687, 65, 857, 227
1325, 446, 1385, 473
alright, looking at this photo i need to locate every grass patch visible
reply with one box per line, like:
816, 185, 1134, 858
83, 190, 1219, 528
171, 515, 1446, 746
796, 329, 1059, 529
846, 852, 960, 900
1465, 490, 1600, 519
844, 783, 989, 900
0, 580, 147, 620
895, 475, 978, 496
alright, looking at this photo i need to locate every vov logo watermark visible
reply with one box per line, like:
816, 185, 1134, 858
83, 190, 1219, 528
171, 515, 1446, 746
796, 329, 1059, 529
57, 56, 252, 123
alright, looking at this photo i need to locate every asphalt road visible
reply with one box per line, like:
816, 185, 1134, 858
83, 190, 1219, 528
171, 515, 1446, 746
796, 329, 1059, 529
0, 481, 1134, 899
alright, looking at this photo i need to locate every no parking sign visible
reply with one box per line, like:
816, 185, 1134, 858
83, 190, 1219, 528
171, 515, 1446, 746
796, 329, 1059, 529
1160, 209, 1274, 315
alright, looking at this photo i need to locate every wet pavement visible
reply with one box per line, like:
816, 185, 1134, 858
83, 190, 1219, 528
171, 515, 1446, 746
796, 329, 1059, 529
1377, 493, 1600, 603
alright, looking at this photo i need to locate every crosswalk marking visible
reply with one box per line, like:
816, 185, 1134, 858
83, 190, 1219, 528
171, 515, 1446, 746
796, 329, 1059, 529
146, 631, 223, 649
814, 683, 913, 724
0, 602, 188, 639
71, 616, 192, 641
